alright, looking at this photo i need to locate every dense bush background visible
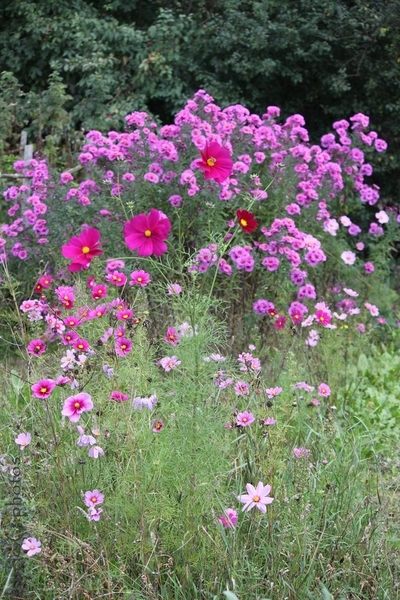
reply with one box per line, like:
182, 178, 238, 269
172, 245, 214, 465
1, 0, 400, 196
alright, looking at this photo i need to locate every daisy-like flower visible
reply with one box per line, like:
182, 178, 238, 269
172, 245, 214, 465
84, 489, 104, 507
341, 250, 356, 265
237, 481, 274, 513
15, 432, 31, 449
318, 383, 331, 397
236, 209, 258, 233
27, 338, 46, 356
22, 537, 42, 557
265, 387, 282, 399
236, 411, 255, 426
123, 209, 171, 257
197, 141, 233, 183
129, 270, 151, 287
31, 379, 56, 399
158, 356, 181, 371
88, 445, 105, 458
61, 227, 103, 271
164, 327, 180, 346
167, 283, 182, 295
218, 508, 238, 528
61, 392, 94, 423
88, 507, 103, 521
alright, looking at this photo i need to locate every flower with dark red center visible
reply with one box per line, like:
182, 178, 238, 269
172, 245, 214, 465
62, 228, 103, 272
123, 209, 171, 257
197, 142, 233, 183
236, 209, 258, 234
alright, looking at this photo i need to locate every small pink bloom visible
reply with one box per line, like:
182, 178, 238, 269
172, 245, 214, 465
27, 338, 46, 356
265, 387, 282, 399
62, 392, 94, 423
88, 507, 103, 521
22, 537, 41, 557
129, 270, 151, 287
158, 355, 181, 371
152, 419, 164, 433
237, 481, 274, 513
293, 447, 311, 459
167, 283, 182, 295
109, 390, 129, 402
341, 251, 356, 265
318, 383, 331, 397
164, 327, 180, 346
15, 432, 31, 449
236, 411, 255, 426
115, 337, 132, 356
31, 379, 56, 399
88, 445, 105, 458
84, 489, 104, 507
218, 508, 238, 528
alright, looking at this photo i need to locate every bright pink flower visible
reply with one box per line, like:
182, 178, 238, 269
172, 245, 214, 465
62, 392, 94, 423
129, 270, 152, 287
73, 338, 90, 352
167, 283, 182, 295
218, 508, 238, 528
27, 338, 46, 356
109, 390, 129, 402
115, 337, 132, 356
106, 270, 127, 287
236, 411, 255, 426
237, 481, 274, 513
61, 227, 103, 271
197, 142, 233, 183
91, 284, 108, 301
22, 537, 41, 557
31, 379, 56, 399
164, 327, 180, 346
123, 209, 171, 257
274, 316, 286, 330
15, 432, 31, 449
315, 310, 331, 327
116, 309, 134, 322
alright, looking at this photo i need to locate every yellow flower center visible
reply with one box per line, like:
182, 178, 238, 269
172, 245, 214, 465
144, 230, 152, 237
242, 417, 248, 422
207, 157, 216, 167
82, 246, 90, 254
240, 218, 248, 227
137, 277, 142, 282
74, 402, 81, 408
91, 496, 97, 503
253, 495, 260, 503
40, 387, 47, 393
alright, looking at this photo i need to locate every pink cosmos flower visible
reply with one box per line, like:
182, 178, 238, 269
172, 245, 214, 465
88, 507, 103, 521
164, 327, 180, 346
341, 251, 356, 265
158, 355, 181, 371
31, 379, 56, 399
22, 537, 42, 557
15, 432, 31, 449
236, 411, 255, 426
318, 383, 331, 397
106, 270, 127, 286
123, 209, 171, 257
315, 310, 331, 327
129, 270, 152, 286
218, 508, 238, 528
62, 392, 94, 423
265, 387, 282, 399
61, 227, 103, 271
197, 142, 233, 183
27, 339, 46, 356
115, 337, 132, 356
109, 391, 129, 402
237, 481, 274, 513
167, 283, 182, 295
84, 489, 104, 507
152, 419, 164, 433
88, 445, 105, 458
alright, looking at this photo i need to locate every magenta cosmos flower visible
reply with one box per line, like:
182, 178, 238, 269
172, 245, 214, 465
123, 209, 171, 257
198, 142, 233, 183
84, 489, 104, 507
31, 378, 56, 399
219, 508, 238, 528
61, 227, 103, 272
22, 537, 42, 557
236, 411, 255, 426
237, 481, 274, 513
62, 392, 94, 423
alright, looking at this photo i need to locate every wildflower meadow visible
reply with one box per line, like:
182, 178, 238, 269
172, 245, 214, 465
1, 90, 400, 599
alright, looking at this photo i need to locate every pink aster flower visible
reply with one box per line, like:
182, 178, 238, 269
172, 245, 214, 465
31, 378, 56, 399
88, 445, 105, 458
197, 141, 233, 183
167, 283, 182, 295
265, 387, 283, 399
84, 489, 104, 507
237, 481, 274, 513
109, 390, 129, 402
236, 411, 255, 426
61, 392, 94, 423
218, 508, 238, 528
27, 338, 46, 356
123, 209, 171, 257
341, 250, 356, 265
318, 383, 331, 397
152, 419, 164, 433
22, 537, 42, 557
88, 507, 103, 521
115, 337, 132, 356
129, 270, 152, 287
164, 327, 180, 346
158, 355, 181, 371
15, 432, 31, 449
61, 227, 103, 271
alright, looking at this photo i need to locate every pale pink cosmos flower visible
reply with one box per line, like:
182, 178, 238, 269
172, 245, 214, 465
343, 288, 359, 297
22, 537, 41, 557
375, 210, 389, 224
84, 489, 104, 507
88, 507, 103, 521
167, 283, 182, 295
218, 508, 238, 528
236, 411, 255, 426
341, 251, 356, 265
62, 392, 94, 423
318, 383, 331, 397
76, 426, 96, 446
234, 381, 250, 396
158, 356, 181, 371
133, 394, 157, 410
88, 446, 105, 458
237, 481, 274, 513
15, 432, 31, 449
266, 387, 282, 399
